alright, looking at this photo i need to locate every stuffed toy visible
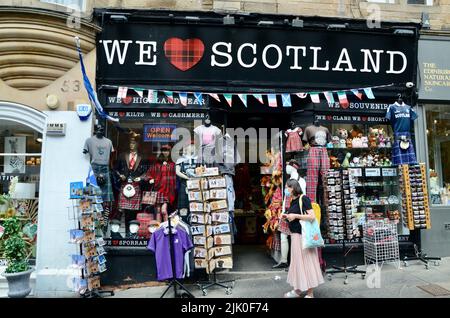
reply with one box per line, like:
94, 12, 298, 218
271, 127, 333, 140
350, 157, 360, 167
352, 137, 362, 148
342, 152, 351, 168
339, 139, 346, 149
350, 125, 363, 138
327, 141, 334, 149
332, 136, 340, 148
330, 156, 340, 168
361, 136, 369, 148
336, 128, 348, 145
346, 138, 353, 148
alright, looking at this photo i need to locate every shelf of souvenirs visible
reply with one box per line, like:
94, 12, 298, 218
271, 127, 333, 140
356, 196, 401, 206
326, 146, 392, 151
353, 181, 398, 187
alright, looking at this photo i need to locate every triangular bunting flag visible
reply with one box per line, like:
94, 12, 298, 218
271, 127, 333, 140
281, 94, 292, 107
164, 91, 174, 103
209, 93, 221, 102
253, 94, 264, 104
223, 94, 233, 107
310, 93, 321, 104
351, 89, 363, 100
337, 91, 349, 108
296, 93, 308, 99
238, 94, 247, 107
324, 91, 335, 104
194, 93, 203, 104
268, 94, 278, 107
363, 88, 375, 99
148, 90, 157, 103
117, 87, 128, 99
179, 92, 188, 106
134, 88, 144, 98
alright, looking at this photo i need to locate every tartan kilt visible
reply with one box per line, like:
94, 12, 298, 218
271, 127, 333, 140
278, 219, 291, 235
272, 231, 281, 251
392, 137, 417, 165
118, 183, 142, 211
156, 192, 169, 205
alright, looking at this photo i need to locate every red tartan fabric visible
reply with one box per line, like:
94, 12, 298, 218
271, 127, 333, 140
278, 219, 291, 235
163, 38, 205, 71
286, 130, 303, 152
137, 213, 153, 239
272, 231, 281, 251
146, 161, 176, 206
118, 183, 142, 211
305, 147, 330, 202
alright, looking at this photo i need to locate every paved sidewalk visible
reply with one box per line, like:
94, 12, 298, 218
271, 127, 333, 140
112, 257, 450, 298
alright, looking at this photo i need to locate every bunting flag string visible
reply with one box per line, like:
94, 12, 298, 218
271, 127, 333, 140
102, 82, 396, 109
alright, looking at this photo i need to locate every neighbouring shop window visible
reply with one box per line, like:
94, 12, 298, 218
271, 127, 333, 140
426, 105, 450, 206
0, 120, 41, 261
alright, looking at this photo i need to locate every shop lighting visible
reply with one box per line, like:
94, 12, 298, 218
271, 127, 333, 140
327, 23, 348, 30
393, 29, 415, 35
258, 20, 274, 26
223, 15, 235, 25
109, 14, 128, 23
36, 138, 43, 143
292, 18, 304, 28
185, 16, 200, 21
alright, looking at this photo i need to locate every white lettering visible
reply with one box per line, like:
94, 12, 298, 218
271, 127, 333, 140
386, 50, 407, 74
262, 44, 282, 69
309, 46, 330, 71
332, 48, 357, 72
135, 41, 157, 65
211, 42, 232, 67
286, 46, 306, 70
237, 43, 257, 68
360, 49, 384, 73
102, 40, 132, 65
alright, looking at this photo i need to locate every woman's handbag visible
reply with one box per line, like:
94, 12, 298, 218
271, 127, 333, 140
299, 195, 325, 249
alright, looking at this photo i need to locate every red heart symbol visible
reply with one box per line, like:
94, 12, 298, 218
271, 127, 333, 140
362, 116, 368, 121
112, 240, 119, 246
122, 96, 132, 105
118, 112, 125, 117
326, 116, 332, 121
341, 102, 349, 109
162, 113, 168, 118
164, 38, 205, 71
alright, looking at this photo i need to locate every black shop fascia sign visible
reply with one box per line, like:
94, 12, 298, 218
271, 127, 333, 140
96, 12, 418, 94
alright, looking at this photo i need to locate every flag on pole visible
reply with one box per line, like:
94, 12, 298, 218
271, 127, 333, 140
117, 87, 128, 99
253, 94, 264, 104
337, 91, 349, 108
148, 90, 157, 103
179, 92, 188, 106
134, 88, 144, 98
86, 165, 98, 187
351, 89, 363, 100
324, 91, 335, 104
310, 93, 321, 103
75, 37, 118, 122
209, 93, 221, 102
363, 88, 375, 99
238, 94, 247, 107
281, 94, 292, 107
268, 94, 277, 107
164, 91, 174, 103
296, 93, 308, 99
224, 94, 233, 107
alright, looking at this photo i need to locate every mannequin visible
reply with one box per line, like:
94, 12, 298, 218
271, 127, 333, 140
128, 220, 140, 239
303, 121, 331, 202
109, 219, 123, 239
285, 122, 303, 153
114, 134, 147, 237
176, 142, 198, 223
83, 125, 114, 202
218, 127, 241, 243
146, 144, 176, 222
274, 160, 307, 268
386, 94, 418, 165
194, 117, 222, 166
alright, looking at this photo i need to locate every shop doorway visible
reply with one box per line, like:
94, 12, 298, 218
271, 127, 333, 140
225, 111, 290, 271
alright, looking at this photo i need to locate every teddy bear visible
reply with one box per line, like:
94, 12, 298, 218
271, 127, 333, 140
336, 128, 348, 142
350, 125, 363, 138
346, 138, 353, 148
329, 156, 340, 168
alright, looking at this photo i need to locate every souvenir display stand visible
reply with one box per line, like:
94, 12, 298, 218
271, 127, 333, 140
363, 219, 400, 269
400, 164, 441, 269
160, 212, 195, 299
188, 168, 235, 296
68, 185, 114, 298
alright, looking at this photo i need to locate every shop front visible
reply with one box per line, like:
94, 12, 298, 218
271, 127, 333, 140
94, 9, 420, 285
417, 36, 450, 257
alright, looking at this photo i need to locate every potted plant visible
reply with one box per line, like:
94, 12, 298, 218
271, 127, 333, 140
1, 215, 33, 298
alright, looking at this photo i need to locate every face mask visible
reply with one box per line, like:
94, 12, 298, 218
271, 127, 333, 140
284, 188, 291, 196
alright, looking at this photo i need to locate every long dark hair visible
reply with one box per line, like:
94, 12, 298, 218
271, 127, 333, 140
286, 179, 303, 197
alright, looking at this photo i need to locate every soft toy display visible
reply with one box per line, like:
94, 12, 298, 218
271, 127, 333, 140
342, 152, 351, 168
329, 156, 340, 168
332, 136, 340, 148
350, 125, 363, 138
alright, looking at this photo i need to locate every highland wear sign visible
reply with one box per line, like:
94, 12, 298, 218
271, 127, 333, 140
97, 24, 417, 88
